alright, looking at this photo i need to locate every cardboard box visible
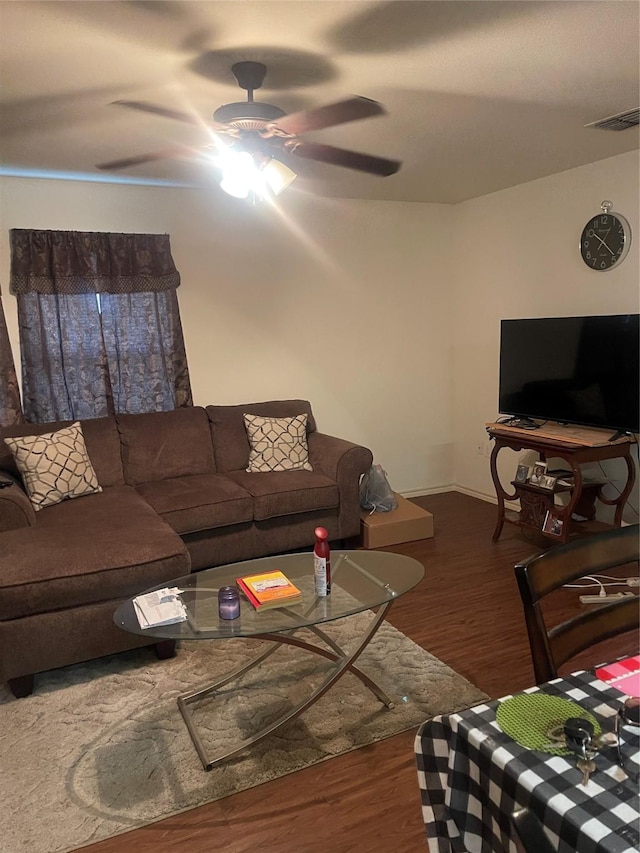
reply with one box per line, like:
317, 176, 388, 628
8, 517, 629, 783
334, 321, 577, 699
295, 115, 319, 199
360, 493, 434, 549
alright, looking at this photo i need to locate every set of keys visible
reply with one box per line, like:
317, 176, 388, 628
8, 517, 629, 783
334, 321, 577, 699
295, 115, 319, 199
564, 717, 597, 785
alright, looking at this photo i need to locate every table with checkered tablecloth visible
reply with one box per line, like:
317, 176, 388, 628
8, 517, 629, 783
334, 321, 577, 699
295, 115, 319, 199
414, 669, 640, 853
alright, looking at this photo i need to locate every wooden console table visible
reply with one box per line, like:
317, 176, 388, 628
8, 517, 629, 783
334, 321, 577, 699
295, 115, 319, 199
485, 422, 636, 543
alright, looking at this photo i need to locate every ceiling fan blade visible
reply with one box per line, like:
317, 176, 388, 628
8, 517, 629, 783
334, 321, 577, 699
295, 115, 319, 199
95, 148, 190, 171
290, 142, 401, 177
272, 96, 386, 136
113, 100, 204, 125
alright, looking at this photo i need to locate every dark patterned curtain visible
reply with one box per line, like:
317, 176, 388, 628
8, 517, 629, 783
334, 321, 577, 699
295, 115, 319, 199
10, 230, 192, 422
101, 291, 192, 415
0, 287, 24, 426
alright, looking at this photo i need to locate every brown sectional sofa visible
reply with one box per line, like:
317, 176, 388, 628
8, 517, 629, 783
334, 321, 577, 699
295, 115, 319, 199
0, 400, 372, 697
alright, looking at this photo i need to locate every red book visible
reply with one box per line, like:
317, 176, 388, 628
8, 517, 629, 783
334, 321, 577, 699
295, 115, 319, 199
236, 577, 261, 609
595, 655, 640, 697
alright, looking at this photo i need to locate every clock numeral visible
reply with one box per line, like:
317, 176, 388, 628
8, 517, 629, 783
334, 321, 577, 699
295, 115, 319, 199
585, 251, 592, 259
592, 259, 597, 267
592, 219, 600, 228
600, 260, 607, 269
601, 215, 609, 225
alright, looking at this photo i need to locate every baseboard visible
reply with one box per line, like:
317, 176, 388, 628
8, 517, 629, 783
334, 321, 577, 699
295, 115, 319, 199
401, 485, 455, 499
450, 485, 497, 505
400, 485, 518, 513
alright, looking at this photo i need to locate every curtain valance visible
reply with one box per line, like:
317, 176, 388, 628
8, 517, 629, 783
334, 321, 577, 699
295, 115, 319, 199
10, 230, 181, 295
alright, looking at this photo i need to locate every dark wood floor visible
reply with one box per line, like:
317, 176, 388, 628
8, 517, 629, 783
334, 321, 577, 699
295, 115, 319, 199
82, 492, 636, 853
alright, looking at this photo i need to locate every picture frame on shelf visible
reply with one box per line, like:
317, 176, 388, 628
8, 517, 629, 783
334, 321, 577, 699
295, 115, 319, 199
515, 464, 531, 484
529, 461, 547, 486
539, 474, 557, 491
542, 510, 563, 537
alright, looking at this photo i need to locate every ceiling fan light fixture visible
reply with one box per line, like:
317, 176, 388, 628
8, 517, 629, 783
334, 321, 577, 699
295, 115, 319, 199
262, 158, 297, 196
217, 150, 257, 198
216, 148, 296, 199
219, 174, 250, 199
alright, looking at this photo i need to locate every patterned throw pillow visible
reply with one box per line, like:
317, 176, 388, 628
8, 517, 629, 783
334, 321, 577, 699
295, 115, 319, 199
4, 422, 102, 510
244, 413, 313, 473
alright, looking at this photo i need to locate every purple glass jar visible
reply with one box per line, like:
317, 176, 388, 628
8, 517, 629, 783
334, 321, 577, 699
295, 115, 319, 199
218, 586, 240, 620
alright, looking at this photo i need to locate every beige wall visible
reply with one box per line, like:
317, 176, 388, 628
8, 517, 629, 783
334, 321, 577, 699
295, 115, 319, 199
0, 177, 456, 494
452, 150, 640, 518
1, 151, 638, 508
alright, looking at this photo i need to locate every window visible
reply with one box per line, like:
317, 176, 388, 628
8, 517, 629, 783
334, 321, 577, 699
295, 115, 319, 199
10, 229, 192, 422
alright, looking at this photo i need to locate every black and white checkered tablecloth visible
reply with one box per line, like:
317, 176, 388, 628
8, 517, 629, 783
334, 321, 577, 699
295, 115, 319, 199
414, 670, 640, 853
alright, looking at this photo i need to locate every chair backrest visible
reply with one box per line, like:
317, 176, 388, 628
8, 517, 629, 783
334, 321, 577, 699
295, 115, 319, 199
514, 524, 640, 684
510, 808, 555, 853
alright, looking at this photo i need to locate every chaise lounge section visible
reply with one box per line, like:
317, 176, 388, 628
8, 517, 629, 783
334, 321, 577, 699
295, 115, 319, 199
0, 400, 372, 696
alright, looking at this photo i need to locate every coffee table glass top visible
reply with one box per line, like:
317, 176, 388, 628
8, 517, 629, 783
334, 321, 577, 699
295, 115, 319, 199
114, 550, 424, 640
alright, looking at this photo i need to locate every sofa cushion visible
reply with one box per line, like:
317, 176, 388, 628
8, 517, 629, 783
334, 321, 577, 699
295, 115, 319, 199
207, 400, 316, 473
117, 406, 216, 485
72, 417, 125, 487
0, 416, 124, 487
226, 469, 338, 521
135, 474, 253, 535
0, 485, 190, 621
244, 413, 313, 473
4, 422, 102, 510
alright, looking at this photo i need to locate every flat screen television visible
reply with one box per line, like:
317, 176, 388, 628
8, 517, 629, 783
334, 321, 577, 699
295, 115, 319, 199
498, 314, 640, 434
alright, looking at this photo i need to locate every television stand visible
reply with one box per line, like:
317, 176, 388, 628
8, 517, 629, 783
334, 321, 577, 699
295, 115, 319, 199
485, 422, 636, 544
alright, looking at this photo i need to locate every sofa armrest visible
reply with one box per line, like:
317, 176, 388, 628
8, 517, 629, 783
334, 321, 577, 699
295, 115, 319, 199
0, 473, 36, 532
307, 433, 373, 539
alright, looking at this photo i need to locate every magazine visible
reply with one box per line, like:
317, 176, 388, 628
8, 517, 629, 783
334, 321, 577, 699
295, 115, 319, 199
133, 587, 187, 628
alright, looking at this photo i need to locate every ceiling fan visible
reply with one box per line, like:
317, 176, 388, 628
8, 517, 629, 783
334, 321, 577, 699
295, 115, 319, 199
96, 61, 401, 193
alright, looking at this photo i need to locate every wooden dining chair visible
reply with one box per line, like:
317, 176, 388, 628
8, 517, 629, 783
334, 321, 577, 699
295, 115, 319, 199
514, 524, 640, 684
511, 808, 555, 853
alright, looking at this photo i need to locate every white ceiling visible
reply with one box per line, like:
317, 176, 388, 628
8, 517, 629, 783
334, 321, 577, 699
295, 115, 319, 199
1, 0, 638, 204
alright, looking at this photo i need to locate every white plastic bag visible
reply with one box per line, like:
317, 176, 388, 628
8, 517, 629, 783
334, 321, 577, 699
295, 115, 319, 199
359, 464, 398, 513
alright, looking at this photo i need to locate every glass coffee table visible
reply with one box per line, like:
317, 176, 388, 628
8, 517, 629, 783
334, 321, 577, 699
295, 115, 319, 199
114, 549, 424, 771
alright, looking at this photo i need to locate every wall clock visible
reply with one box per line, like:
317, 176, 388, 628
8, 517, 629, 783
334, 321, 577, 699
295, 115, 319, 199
580, 200, 632, 271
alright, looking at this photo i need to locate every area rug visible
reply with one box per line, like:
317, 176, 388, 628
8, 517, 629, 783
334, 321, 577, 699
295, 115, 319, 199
0, 613, 487, 853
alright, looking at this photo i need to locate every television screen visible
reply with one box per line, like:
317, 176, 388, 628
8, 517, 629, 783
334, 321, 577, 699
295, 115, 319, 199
499, 314, 640, 433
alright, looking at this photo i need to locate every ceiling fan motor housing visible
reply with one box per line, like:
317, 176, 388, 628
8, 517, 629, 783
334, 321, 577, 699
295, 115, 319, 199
216, 60, 287, 129
213, 101, 287, 126
231, 61, 268, 92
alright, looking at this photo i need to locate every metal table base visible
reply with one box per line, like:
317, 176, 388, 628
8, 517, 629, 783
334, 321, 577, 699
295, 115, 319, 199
177, 601, 395, 771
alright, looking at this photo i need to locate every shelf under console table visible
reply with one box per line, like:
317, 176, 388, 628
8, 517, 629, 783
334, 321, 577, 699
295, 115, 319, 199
485, 421, 636, 543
